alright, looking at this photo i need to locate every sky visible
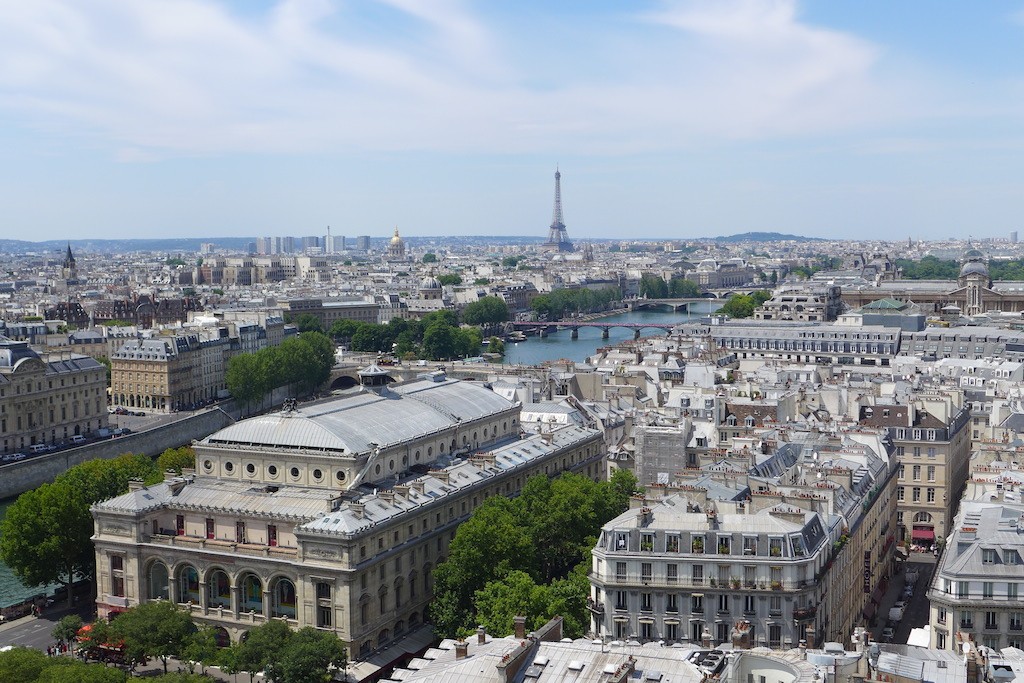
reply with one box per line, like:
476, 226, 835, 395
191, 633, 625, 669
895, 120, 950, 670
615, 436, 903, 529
2, 0, 1024, 243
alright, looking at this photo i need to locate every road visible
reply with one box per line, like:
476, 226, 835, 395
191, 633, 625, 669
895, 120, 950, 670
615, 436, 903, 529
870, 553, 936, 645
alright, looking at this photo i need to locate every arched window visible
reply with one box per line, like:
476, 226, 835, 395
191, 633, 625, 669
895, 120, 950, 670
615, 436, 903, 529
913, 511, 933, 524
177, 565, 201, 604
240, 574, 263, 613
148, 561, 169, 601
207, 569, 231, 608
270, 577, 297, 619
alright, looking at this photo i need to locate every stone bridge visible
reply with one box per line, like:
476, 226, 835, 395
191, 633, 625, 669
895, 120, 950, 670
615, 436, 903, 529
509, 321, 676, 340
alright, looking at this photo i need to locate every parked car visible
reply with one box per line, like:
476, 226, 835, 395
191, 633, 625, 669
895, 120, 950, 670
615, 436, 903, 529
882, 627, 896, 642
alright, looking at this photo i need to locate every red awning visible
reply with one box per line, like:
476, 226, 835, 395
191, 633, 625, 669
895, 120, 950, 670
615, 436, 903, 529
863, 603, 877, 620
911, 528, 935, 541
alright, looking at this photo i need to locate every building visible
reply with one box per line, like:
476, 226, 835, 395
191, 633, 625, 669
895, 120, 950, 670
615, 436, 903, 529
91, 375, 606, 664
754, 285, 843, 323
282, 298, 381, 329
0, 337, 108, 453
109, 332, 230, 413
356, 236, 371, 251
588, 435, 897, 649
386, 227, 407, 260
858, 392, 970, 544
928, 482, 1024, 652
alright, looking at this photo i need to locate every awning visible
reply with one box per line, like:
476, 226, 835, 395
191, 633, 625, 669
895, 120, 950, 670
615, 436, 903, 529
863, 603, 877, 620
912, 528, 935, 541
871, 583, 886, 605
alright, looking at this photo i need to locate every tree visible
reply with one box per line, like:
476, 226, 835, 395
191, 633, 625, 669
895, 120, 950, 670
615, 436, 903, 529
501, 256, 521, 268
292, 313, 323, 334
462, 296, 510, 326
181, 625, 221, 675
110, 600, 196, 673
718, 294, 757, 318
0, 646, 49, 683
422, 322, 462, 360
473, 277, 491, 285
298, 331, 337, 385
52, 614, 84, 654
96, 355, 112, 383
271, 627, 347, 683
639, 273, 668, 299
226, 353, 266, 415
421, 253, 438, 263
36, 659, 126, 683
487, 337, 505, 355
157, 446, 195, 476
328, 319, 364, 343
437, 274, 462, 286
669, 277, 700, 297
0, 482, 94, 607
235, 619, 293, 681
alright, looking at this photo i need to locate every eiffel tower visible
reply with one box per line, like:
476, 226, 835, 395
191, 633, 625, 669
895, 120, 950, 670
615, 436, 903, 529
542, 167, 574, 252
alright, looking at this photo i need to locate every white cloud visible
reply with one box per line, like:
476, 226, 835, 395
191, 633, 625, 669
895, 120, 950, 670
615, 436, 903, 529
0, 0, 924, 160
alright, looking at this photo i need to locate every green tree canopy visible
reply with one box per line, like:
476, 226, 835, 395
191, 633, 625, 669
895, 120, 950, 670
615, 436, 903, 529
462, 296, 510, 326
421, 253, 438, 263
437, 274, 462, 286
157, 446, 195, 476
291, 313, 324, 333
110, 600, 197, 673
530, 287, 621, 320
272, 627, 348, 683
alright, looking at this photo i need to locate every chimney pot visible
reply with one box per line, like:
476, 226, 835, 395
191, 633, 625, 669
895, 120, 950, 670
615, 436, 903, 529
477, 625, 486, 645
455, 640, 468, 660
514, 616, 527, 640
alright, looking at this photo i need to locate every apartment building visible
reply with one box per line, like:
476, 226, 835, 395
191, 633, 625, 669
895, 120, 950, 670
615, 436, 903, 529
109, 333, 231, 412
0, 338, 109, 453
589, 433, 897, 649
91, 376, 606, 663
858, 392, 970, 544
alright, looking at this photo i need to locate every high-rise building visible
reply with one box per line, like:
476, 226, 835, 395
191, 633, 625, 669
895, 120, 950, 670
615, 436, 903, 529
301, 236, 320, 251
282, 236, 295, 254
540, 167, 573, 252
356, 235, 371, 251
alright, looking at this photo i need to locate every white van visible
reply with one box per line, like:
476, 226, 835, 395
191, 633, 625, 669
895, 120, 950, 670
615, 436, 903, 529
70, 435, 87, 445
29, 444, 48, 454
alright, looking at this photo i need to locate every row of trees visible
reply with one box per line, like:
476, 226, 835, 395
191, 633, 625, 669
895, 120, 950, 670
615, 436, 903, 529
0, 449, 194, 608
225, 332, 335, 412
0, 602, 347, 682
637, 273, 701, 299
430, 469, 639, 639
329, 311, 484, 360
530, 286, 622, 320
894, 256, 961, 280
717, 290, 772, 319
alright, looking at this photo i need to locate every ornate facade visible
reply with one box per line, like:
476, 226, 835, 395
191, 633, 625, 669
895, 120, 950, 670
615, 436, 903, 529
92, 376, 606, 662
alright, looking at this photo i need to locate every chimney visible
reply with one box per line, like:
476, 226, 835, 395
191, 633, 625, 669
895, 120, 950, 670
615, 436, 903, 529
394, 484, 410, 498
455, 640, 468, 660
379, 490, 394, 505
433, 471, 450, 485
477, 625, 487, 645
804, 624, 815, 650
514, 616, 527, 640
410, 480, 425, 495
127, 478, 145, 492
350, 503, 364, 519
701, 627, 712, 649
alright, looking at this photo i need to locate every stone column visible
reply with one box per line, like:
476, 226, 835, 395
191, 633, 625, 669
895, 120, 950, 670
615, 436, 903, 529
263, 589, 272, 619
231, 584, 241, 618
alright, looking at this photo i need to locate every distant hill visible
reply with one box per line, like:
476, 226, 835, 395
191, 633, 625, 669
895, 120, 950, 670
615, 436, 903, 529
710, 232, 824, 243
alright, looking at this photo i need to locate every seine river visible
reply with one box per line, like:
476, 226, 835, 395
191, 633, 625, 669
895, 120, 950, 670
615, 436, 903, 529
503, 301, 721, 365
0, 302, 722, 607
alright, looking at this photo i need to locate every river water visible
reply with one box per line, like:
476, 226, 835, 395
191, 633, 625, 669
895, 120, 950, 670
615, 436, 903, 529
503, 301, 721, 365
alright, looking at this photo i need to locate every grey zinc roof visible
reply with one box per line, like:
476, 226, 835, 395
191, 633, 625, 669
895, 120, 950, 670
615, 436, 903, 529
203, 378, 514, 455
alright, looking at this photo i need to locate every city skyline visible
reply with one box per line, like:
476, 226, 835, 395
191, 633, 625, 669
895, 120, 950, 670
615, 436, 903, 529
2, 1, 1024, 241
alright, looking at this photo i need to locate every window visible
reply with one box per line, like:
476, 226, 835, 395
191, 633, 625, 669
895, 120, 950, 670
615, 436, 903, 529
691, 595, 704, 613
1011, 613, 1023, 631
667, 564, 678, 583
983, 582, 994, 599
927, 488, 935, 503
744, 595, 756, 614
692, 565, 704, 585
912, 465, 921, 481
316, 582, 331, 600
667, 594, 678, 613
641, 563, 652, 582
615, 591, 628, 610
958, 582, 969, 598
317, 605, 332, 628
743, 537, 757, 555
206, 518, 214, 539
983, 549, 998, 564
666, 535, 680, 553
912, 487, 921, 502
1011, 584, 1019, 600
897, 487, 904, 502
927, 466, 936, 482
641, 533, 654, 551
717, 594, 729, 614
236, 521, 246, 544
176, 515, 184, 536
937, 607, 946, 624
641, 593, 652, 611
268, 525, 278, 547
986, 611, 998, 629
960, 611, 973, 629
615, 562, 627, 580
1007, 550, 1021, 565
769, 596, 782, 615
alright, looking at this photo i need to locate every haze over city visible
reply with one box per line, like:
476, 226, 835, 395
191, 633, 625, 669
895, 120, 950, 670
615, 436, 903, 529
3, 0, 1024, 241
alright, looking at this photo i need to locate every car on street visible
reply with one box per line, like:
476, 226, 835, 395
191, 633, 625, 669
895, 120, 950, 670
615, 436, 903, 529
882, 627, 896, 642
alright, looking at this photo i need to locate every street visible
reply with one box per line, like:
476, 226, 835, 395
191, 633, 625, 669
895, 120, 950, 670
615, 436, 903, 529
870, 552, 936, 645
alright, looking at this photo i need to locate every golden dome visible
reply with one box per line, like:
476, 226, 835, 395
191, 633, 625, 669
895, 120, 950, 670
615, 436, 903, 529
390, 226, 404, 246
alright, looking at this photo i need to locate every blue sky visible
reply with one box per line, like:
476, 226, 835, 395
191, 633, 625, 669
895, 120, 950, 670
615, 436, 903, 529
2, 0, 1024, 242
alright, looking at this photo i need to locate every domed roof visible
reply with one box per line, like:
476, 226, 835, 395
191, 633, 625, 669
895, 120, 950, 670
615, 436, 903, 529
960, 261, 988, 277
963, 247, 984, 261
420, 276, 441, 290
390, 226, 404, 246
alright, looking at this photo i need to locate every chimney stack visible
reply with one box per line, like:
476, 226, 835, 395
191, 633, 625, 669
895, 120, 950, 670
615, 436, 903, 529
514, 616, 527, 640
477, 625, 487, 645
455, 640, 468, 660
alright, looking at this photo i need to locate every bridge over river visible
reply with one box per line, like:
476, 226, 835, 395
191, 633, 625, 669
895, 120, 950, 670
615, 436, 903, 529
509, 320, 677, 340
